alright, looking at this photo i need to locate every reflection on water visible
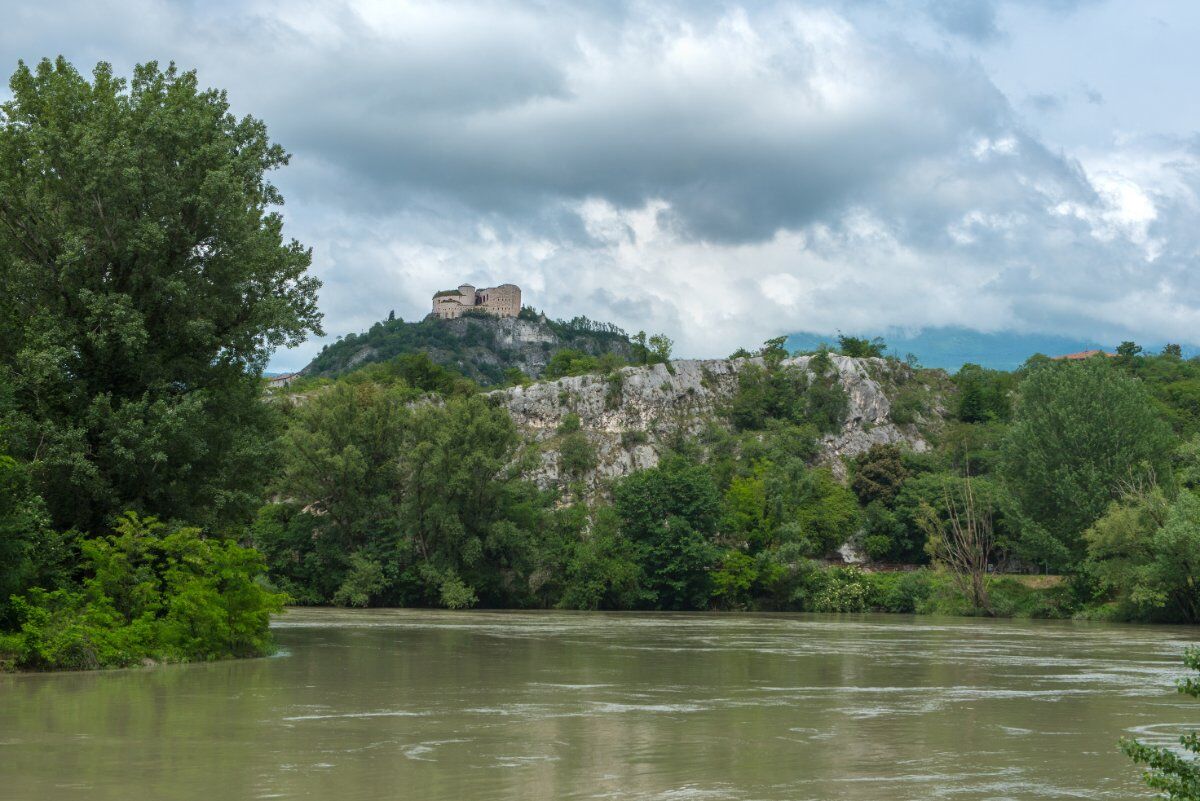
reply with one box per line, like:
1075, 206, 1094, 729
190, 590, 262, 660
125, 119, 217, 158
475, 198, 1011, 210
1, 609, 1197, 800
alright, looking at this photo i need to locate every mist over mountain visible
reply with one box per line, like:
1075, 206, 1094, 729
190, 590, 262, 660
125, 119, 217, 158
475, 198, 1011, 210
786, 327, 1199, 372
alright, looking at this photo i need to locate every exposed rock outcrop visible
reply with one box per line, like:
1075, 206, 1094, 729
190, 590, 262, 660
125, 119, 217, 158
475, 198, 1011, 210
491, 354, 943, 493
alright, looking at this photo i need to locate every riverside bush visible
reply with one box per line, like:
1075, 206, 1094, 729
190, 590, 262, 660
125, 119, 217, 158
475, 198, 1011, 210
809, 567, 873, 613
0, 514, 284, 671
864, 569, 936, 613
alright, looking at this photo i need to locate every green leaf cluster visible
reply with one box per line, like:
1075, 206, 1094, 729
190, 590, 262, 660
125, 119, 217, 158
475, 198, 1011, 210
258, 382, 552, 608
0, 58, 321, 532
1, 513, 283, 670
1000, 359, 1175, 569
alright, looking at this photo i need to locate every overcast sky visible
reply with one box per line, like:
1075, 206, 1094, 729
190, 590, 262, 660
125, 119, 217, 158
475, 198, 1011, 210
3, 0, 1199, 369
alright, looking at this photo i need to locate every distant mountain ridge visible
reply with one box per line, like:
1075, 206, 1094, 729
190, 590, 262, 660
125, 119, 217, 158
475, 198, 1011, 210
786, 327, 1198, 372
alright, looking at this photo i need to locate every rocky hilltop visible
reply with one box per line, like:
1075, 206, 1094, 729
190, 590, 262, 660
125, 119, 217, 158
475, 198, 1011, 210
492, 354, 946, 494
304, 311, 632, 385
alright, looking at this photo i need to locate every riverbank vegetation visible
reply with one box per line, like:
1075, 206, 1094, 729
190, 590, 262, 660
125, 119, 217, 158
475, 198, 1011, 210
251, 342, 1199, 624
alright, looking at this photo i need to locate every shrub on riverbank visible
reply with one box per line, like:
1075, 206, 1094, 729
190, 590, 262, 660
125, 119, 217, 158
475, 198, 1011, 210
801, 568, 1076, 619
0, 514, 284, 671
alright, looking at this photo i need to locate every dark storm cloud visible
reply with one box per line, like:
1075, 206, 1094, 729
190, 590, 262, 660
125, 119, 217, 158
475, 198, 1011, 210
0, 0, 1077, 245
158, 1, 1020, 244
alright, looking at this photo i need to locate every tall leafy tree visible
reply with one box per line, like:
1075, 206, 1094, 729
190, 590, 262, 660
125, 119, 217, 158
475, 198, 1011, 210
1001, 359, 1174, 570
0, 58, 322, 531
613, 457, 721, 610
264, 384, 546, 608
954, 363, 1013, 423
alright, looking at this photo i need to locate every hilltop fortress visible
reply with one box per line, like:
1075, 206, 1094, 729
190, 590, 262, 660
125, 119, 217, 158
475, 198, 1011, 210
431, 283, 521, 319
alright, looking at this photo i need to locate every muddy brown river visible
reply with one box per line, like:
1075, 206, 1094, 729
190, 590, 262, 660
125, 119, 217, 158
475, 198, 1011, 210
2, 609, 1197, 800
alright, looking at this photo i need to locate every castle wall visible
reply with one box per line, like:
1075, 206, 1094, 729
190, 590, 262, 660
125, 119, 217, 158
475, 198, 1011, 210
478, 283, 521, 317
431, 283, 521, 319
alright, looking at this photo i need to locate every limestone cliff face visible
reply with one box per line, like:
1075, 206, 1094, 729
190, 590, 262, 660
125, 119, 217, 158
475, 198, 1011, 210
491, 355, 944, 493
452, 316, 572, 378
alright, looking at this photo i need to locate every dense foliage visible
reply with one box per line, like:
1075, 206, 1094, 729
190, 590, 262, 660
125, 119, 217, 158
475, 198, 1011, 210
248, 337, 1200, 623
1084, 487, 1200, 623
0, 514, 283, 671
0, 58, 321, 533
728, 345, 849, 434
0, 58, 316, 670
256, 383, 555, 608
1000, 358, 1175, 570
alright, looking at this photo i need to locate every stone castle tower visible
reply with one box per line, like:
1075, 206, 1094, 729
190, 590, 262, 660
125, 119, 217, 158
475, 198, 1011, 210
431, 283, 521, 319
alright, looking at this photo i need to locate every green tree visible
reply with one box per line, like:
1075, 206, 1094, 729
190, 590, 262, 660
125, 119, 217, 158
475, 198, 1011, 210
648, 333, 674, 364
728, 362, 802, 430
631, 331, 650, 364
1000, 359, 1175, 570
0, 58, 322, 532
850, 444, 909, 504
630, 331, 674, 366
1117, 341, 1143, 359
728, 349, 847, 434
759, 336, 790, 368
954, 363, 1013, 423
558, 431, 598, 480
557, 506, 646, 610
277, 382, 413, 563
771, 466, 860, 557
722, 472, 770, 548
1084, 488, 1200, 623
859, 501, 908, 562
331, 553, 388, 608
711, 550, 757, 609
544, 348, 600, 379
837, 335, 886, 358
613, 457, 721, 610
266, 383, 547, 608
1122, 647, 1200, 800
347, 352, 475, 395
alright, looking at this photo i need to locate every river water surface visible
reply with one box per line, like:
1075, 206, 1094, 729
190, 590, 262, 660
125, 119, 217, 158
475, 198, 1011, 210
2, 609, 1198, 800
